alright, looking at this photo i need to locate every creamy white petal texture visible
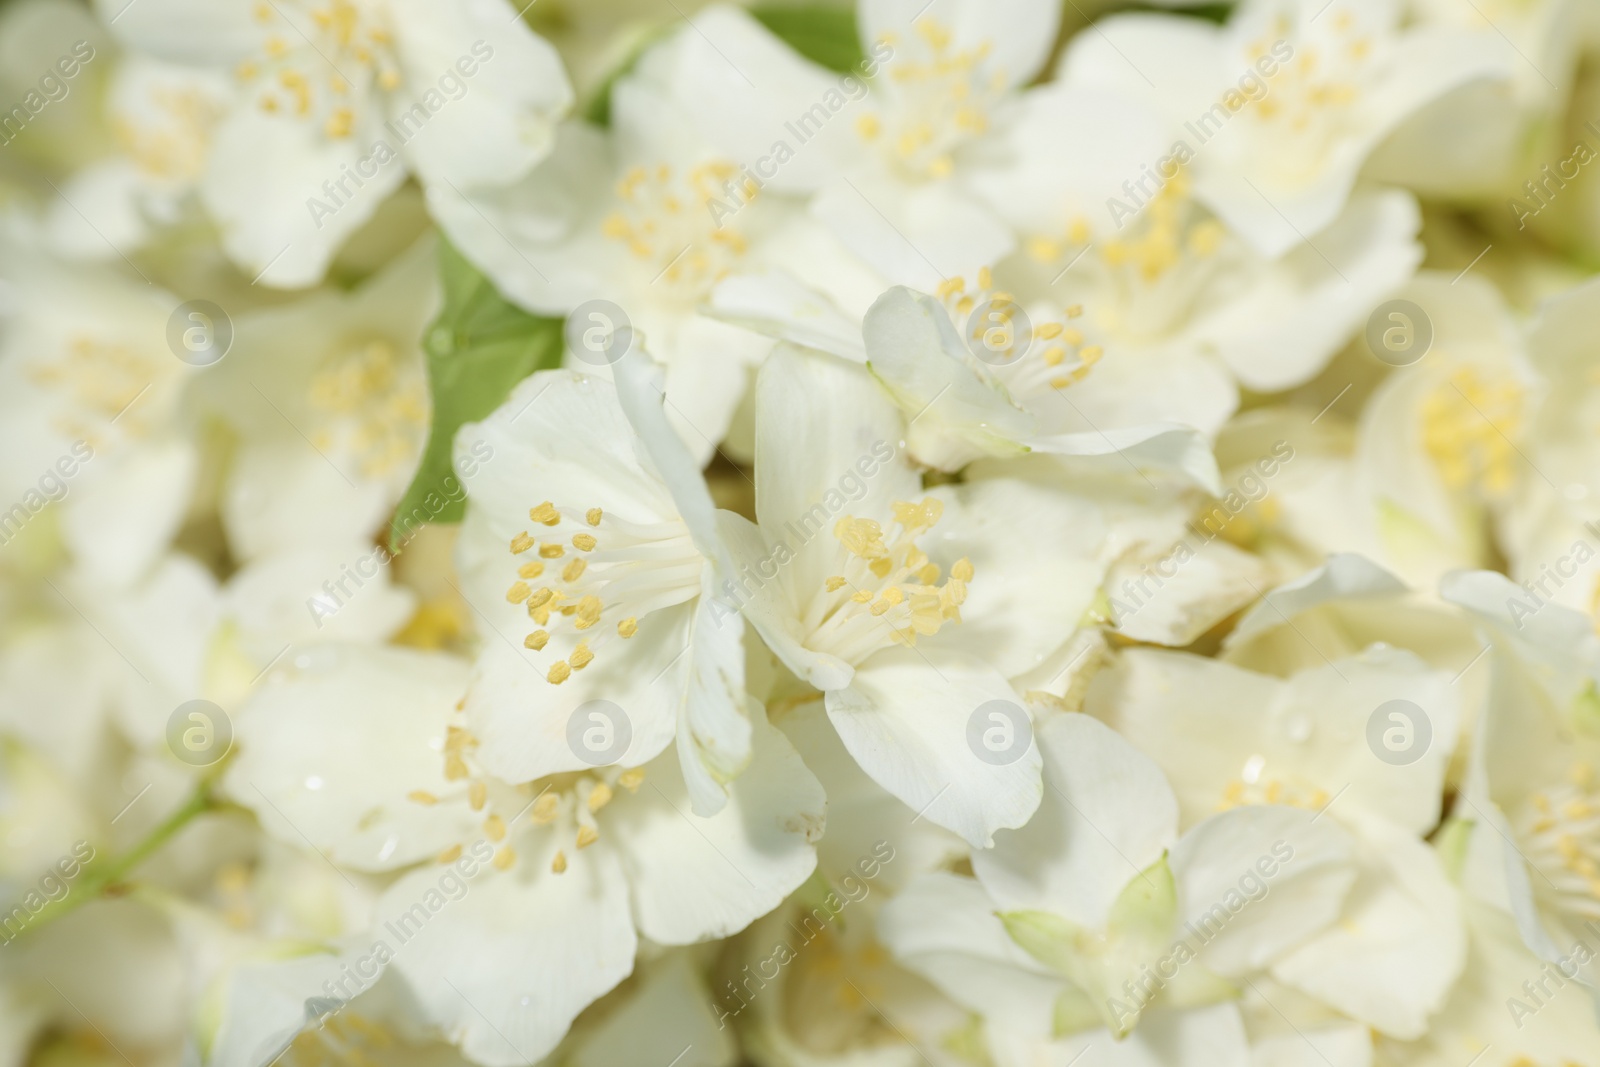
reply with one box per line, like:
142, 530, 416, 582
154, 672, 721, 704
605, 704, 824, 943
224, 645, 479, 872
454, 370, 739, 798
973, 713, 1177, 926
378, 829, 638, 1067
827, 649, 1043, 848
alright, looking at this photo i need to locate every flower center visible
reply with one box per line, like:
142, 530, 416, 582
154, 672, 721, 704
601, 162, 755, 301
235, 0, 401, 139
1512, 764, 1600, 921
29, 335, 164, 447
855, 20, 1005, 181
409, 726, 648, 875
1420, 365, 1523, 496
504, 501, 702, 684
802, 498, 970, 664
1218, 753, 1330, 811
1239, 12, 1372, 178
938, 266, 1102, 399
113, 84, 225, 184
307, 339, 427, 480
1026, 173, 1232, 344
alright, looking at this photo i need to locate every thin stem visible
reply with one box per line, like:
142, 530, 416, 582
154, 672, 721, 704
6, 779, 220, 943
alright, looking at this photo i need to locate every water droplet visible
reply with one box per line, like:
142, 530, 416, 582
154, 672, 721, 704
1242, 754, 1265, 784
1286, 715, 1312, 743
305, 775, 324, 791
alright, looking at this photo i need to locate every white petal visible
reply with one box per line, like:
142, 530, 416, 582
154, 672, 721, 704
1271, 826, 1466, 1039
974, 713, 1177, 928
826, 649, 1043, 848
878, 870, 1064, 1039
223, 645, 478, 871
380, 833, 637, 1067
388, 0, 572, 190
611, 707, 823, 944
202, 107, 408, 288
1169, 805, 1357, 976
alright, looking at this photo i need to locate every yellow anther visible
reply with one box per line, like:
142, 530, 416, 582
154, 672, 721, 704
484, 814, 506, 841
408, 790, 439, 805
574, 596, 603, 630
586, 508, 603, 526
551, 850, 568, 874
951, 558, 974, 581
576, 825, 599, 849
825, 576, 848, 592
539, 543, 565, 559
524, 630, 549, 651
493, 845, 515, 871
529, 502, 560, 526
562, 558, 587, 583
569, 642, 594, 670
617, 617, 638, 638
547, 661, 572, 685
619, 767, 646, 792
469, 781, 487, 811
506, 581, 531, 604
856, 114, 881, 139
573, 533, 597, 552
437, 844, 462, 864
518, 561, 545, 579
533, 793, 560, 823
587, 782, 613, 812
510, 532, 534, 554
527, 588, 554, 609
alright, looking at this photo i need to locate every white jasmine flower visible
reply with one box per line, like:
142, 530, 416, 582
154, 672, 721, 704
879, 713, 1357, 1054
1266, 273, 1537, 589
97, 0, 572, 286
198, 236, 438, 562
1440, 569, 1600, 999
966, 79, 1425, 394
226, 643, 824, 1065
453, 360, 750, 814
0, 240, 199, 588
1058, 0, 1506, 256
1089, 643, 1467, 1036
46, 56, 231, 260
430, 6, 856, 462
720, 344, 1044, 846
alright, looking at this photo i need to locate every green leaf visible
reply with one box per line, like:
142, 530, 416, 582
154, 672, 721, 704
389, 240, 564, 550
750, 3, 863, 72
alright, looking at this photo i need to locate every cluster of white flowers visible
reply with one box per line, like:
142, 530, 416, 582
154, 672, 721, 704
5, 0, 1600, 1064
